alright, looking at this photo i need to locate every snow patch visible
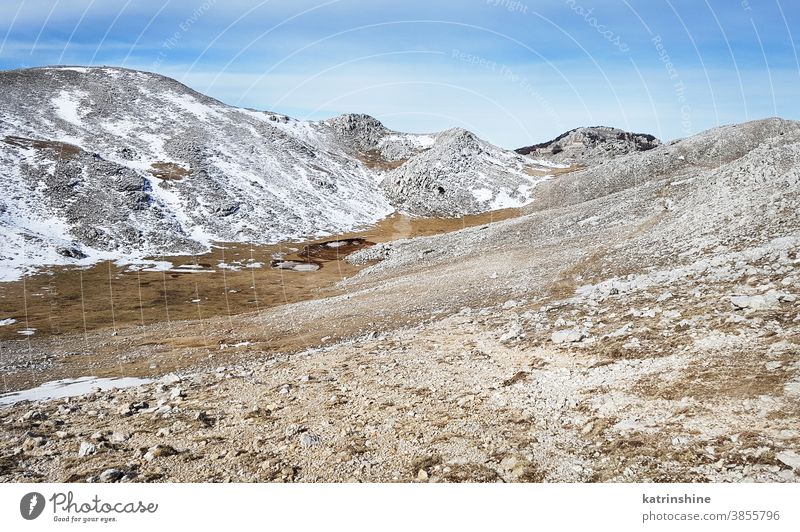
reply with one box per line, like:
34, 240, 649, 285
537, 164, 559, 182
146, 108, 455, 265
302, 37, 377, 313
0, 376, 152, 407
161, 92, 221, 122
52, 90, 85, 126
52, 67, 91, 74
471, 188, 493, 202
490, 190, 522, 210
526, 158, 570, 169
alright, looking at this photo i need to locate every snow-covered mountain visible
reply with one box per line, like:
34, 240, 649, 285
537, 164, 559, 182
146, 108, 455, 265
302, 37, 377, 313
0, 66, 568, 280
382, 127, 552, 216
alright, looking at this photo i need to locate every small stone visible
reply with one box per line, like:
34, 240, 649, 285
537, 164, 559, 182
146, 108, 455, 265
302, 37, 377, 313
284, 424, 301, 438
622, 338, 641, 350
776, 451, 800, 470
78, 442, 97, 457
143, 444, 177, 461
121, 401, 148, 416
502, 300, 518, 309
500, 456, 520, 471
109, 432, 130, 443
785, 382, 800, 396
299, 432, 321, 448
280, 466, 297, 480
244, 407, 266, 420
551, 329, 584, 344
500, 321, 524, 342
456, 395, 475, 407
160, 373, 182, 385
417, 469, 429, 481
22, 410, 46, 421
56, 404, 75, 415
730, 294, 780, 311
22, 437, 46, 451
99, 469, 124, 483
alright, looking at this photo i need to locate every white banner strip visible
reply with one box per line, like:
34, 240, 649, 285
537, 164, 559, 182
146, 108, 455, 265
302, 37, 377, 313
2, 483, 799, 531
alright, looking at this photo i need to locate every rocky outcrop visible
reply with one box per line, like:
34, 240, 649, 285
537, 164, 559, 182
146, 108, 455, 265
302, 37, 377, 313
516, 126, 660, 164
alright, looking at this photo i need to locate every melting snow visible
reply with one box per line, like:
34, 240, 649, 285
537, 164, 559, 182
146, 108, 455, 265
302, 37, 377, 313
490, 190, 520, 210
0, 376, 152, 407
52, 90, 85, 126
162, 92, 221, 122
122, 261, 174, 273
526, 158, 570, 169
51, 67, 91, 74
471, 188, 493, 202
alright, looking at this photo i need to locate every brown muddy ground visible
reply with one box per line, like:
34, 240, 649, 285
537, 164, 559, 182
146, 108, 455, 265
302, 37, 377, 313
0, 209, 520, 342
0, 209, 521, 392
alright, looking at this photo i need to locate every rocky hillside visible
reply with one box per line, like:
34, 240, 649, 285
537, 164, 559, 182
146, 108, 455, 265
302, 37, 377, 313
0, 67, 387, 280
516, 126, 660, 164
0, 66, 558, 280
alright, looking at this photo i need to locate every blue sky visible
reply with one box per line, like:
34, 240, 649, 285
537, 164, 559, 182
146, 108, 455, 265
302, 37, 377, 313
1, 0, 798, 148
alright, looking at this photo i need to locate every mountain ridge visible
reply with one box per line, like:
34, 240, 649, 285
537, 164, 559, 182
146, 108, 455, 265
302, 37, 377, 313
0, 66, 565, 280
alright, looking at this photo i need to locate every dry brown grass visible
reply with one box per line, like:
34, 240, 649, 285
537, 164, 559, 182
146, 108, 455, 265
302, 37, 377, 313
4, 135, 82, 160
357, 149, 408, 171
545, 246, 608, 301
149, 162, 191, 180
0, 208, 533, 392
523, 163, 585, 177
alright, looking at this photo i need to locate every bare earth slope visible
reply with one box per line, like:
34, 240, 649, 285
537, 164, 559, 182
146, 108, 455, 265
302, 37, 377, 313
0, 118, 798, 483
